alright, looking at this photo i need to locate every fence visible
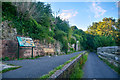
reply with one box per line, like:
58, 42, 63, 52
97, 46, 120, 67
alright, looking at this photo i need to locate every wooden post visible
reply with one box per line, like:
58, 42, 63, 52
32, 47, 33, 58
18, 43, 19, 60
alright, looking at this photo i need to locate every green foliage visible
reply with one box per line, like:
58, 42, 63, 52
72, 29, 88, 50
54, 30, 67, 41
70, 62, 83, 79
70, 38, 76, 44
2, 2, 119, 53
3, 57, 10, 61
54, 30, 68, 52
68, 28, 73, 42
56, 65, 63, 70
62, 39, 68, 53
85, 34, 95, 50
87, 17, 119, 46
99, 57, 120, 75
48, 70, 56, 77
70, 48, 74, 51
70, 53, 88, 79
55, 17, 70, 33
2, 2, 17, 21
40, 52, 85, 79
48, 30, 55, 37
18, 58, 24, 60
0, 66, 21, 73
93, 35, 116, 49
71, 26, 78, 31
40, 74, 49, 79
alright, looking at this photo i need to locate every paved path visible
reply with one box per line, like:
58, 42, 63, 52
83, 52, 120, 78
3, 51, 84, 78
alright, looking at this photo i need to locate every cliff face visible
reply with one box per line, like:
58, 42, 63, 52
0, 20, 18, 59
1, 20, 17, 40
1, 20, 61, 60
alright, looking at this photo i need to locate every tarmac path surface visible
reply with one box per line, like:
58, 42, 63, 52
83, 52, 120, 78
3, 51, 84, 78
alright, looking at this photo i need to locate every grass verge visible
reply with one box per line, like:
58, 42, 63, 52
70, 53, 88, 79
99, 57, 120, 75
0, 66, 21, 73
0, 63, 22, 73
40, 51, 87, 79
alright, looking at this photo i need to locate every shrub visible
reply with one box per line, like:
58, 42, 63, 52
3, 57, 10, 61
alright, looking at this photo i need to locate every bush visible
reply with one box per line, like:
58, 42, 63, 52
93, 35, 116, 49
3, 57, 10, 61
70, 48, 74, 51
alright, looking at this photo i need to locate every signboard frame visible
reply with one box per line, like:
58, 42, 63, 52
17, 36, 35, 47
17, 36, 35, 59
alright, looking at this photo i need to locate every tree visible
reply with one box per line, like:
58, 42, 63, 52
71, 26, 78, 31
93, 35, 116, 49
55, 17, 70, 33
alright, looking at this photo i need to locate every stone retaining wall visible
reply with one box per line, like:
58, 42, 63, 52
97, 46, 120, 67
1, 20, 61, 60
50, 51, 87, 78
1, 39, 61, 59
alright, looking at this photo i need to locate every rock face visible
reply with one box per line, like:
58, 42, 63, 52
68, 41, 81, 52
54, 41, 61, 55
0, 20, 18, 59
1, 20, 61, 60
97, 46, 120, 67
76, 41, 79, 51
1, 20, 17, 40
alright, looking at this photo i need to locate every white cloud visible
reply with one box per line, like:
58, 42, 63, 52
91, 2, 106, 18
58, 9, 78, 20
115, 2, 118, 7
115, 1, 120, 7
118, 1, 120, 8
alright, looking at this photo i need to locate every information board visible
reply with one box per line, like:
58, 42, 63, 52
17, 36, 35, 47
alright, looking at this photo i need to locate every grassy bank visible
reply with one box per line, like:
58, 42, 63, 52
40, 51, 87, 79
99, 57, 120, 75
0, 63, 22, 73
70, 52, 88, 79
0, 66, 21, 73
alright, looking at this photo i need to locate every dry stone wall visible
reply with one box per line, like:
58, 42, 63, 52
97, 46, 120, 67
